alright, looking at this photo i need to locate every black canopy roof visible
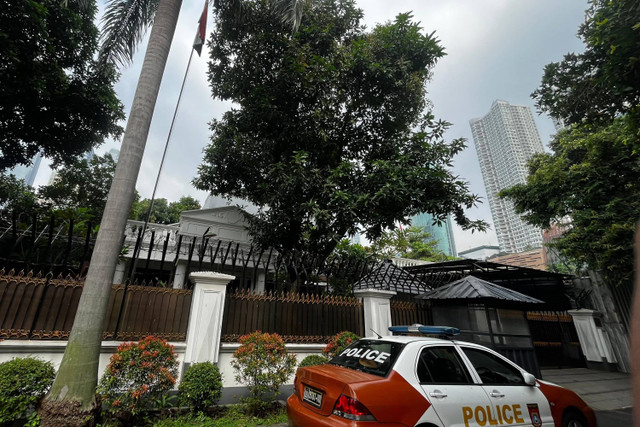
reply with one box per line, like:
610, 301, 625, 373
352, 259, 573, 310
416, 275, 544, 309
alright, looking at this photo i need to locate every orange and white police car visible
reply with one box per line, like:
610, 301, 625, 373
287, 325, 596, 427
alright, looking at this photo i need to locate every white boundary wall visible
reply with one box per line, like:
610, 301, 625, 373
0, 340, 325, 388
0, 271, 395, 388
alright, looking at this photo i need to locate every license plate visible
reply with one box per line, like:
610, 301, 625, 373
303, 386, 323, 408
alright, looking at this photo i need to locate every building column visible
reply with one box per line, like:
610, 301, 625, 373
172, 261, 187, 289
568, 308, 618, 371
354, 289, 397, 337
112, 260, 126, 284
254, 272, 266, 293
184, 271, 236, 365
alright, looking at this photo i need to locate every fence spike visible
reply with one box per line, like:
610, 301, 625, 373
17, 269, 26, 278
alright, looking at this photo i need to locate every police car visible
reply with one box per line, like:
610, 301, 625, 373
287, 325, 596, 427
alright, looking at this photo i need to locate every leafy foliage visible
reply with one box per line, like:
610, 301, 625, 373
370, 226, 454, 261
532, 0, 640, 125
38, 153, 118, 220
98, 0, 160, 67
298, 354, 328, 368
0, 357, 55, 426
499, 117, 640, 287
178, 362, 223, 413
0, 0, 124, 171
0, 174, 40, 214
195, 0, 486, 261
231, 332, 296, 414
97, 336, 179, 416
323, 331, 360, 359
130, 196, 201, 224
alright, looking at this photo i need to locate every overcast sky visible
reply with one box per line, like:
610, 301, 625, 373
34, 0, 589, 252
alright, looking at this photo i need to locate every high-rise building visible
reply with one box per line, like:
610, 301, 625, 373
107, 148, 120, 162
7, 152, 42, 187
409, 213, 457, 257
469, 100, 544, 253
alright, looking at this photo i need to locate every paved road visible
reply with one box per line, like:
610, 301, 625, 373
595, 408, 632, 425
542, 368, 633, 426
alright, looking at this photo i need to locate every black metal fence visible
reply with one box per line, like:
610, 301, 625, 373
0, 211, 382, 295
0, 211, 96, 277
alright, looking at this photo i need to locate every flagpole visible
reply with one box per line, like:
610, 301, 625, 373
127, 47, 196, 284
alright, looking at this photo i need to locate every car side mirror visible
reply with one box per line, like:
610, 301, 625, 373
523, 372, 536, 386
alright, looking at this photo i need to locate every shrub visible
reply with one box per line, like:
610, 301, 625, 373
323, 331, 360, 359
231, 332, 296, 414
0, 357, 55, 425
298, 354, 328, 368
178, 362, 223, 412
97, 336, 178, 416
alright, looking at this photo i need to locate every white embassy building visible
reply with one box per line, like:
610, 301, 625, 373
470, 100, 544, 253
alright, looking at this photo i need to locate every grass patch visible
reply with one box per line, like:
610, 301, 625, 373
152, 405, 287, 426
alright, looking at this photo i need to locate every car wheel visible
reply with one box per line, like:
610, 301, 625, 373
562, 410, 588, 427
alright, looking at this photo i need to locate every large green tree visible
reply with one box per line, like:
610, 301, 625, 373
38, 154, 118, 219
532, 0, 640, 125
499, 117, 640, 287
502, 0, 640, 290
195, 0, 486, 262
0, 0, 123, 171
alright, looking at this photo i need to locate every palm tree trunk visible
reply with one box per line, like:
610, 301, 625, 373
40, 0, 183, 422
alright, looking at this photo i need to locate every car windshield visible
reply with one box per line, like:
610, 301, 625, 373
329, 339, 405, 377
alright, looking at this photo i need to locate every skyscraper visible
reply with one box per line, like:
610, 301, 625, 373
7, 152, 42, 186
469, 100, 544, 253
409, 213, 457, 257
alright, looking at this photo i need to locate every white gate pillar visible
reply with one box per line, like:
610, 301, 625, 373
184, 271, 235, 365
354, 289, 396, 337
568, 308, 618, 370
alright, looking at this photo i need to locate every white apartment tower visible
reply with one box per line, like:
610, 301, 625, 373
469, 100, 544, 253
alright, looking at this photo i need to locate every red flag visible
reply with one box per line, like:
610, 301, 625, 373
193, 0, 208, 56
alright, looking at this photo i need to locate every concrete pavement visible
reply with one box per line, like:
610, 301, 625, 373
541, 368, 632, 411
541, 368, 633, 426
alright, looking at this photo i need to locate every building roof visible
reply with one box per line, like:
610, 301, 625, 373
404, 259, 573, 310
489, 249, 546, 271
416, 275, 544, 308
352, 260, 432, 294
458, 245, 501, 256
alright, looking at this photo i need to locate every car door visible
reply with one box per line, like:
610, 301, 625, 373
460, 345, 554, 427
417, 345, 493, 427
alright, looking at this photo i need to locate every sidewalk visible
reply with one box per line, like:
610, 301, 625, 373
541, 368, 633, 411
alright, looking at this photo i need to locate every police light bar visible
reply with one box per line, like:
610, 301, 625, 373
388, 324, 460, 336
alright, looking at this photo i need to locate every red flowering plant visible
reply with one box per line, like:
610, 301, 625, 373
323, 331, 360, 359
231, 331, 296, 414
97, 336, 178, 416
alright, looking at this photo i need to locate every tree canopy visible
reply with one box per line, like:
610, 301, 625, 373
130, 196, 201, 224
499, 117, 640, 287
194, 0, 486, 260
0, 0, 124, 171
532, 0, 640, 125
38, 154, 118, 219
369, 226, 454, 262
502, 0, 640, 289
0, 174, 40, 215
